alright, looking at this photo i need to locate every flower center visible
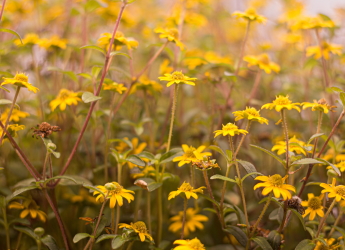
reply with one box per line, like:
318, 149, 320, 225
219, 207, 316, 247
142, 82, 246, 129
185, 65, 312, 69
269, 174, 283, 187
223, 123, 238, 131
335, 186, 345, 197
188, 239, 204, 250
245, 8, 257, 16
171, 71, 185, 80
14, 73, 28, 83
185, 147, 197, 158
258, 54, 270, 64
245, 108, 260, 117
273, 96, 291, 105
318, 245, 329, 250
59, 90, 71, 100
179, 182, 193, 192
308, 197, 321, 210
168, 28, 179, 39
132, 221, 147, 233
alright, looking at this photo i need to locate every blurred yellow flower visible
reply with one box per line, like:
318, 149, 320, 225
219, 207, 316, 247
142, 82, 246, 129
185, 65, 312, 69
49, 89, 81, 111
323, 148, 345, 162
232, 8, 267, 23
115, 137, 148, 169
14, 33, 39, 46
272, 136, 311, 156
97, 32, 138, 51
291, 15, 335, 30
283, 33, 303, 44
9, 199, 47, 222
169, 208, 208, 236
301, 193, 324, 220
213, 123, 248, 138
159, 71, 197, 87
320, 178, 345, 202
243, 53, 280, 74
314, 238, 340, 250
302, 98, 336, 114
159, 59, 174, 75
254, 174, 295, 200
0, 124, 25, 145
131, 165, 156, 179
233, 107, 268, 124
103, 82, 127, 94
119, 221, 153, 242
261, 95, 301, 112
130, 76, 163, 95
327, 161, 345, 172
154, 27, 184, 50
0, 108, 29, 123
1, 73, 39, 93
173, 238, 205, 250
168, 182, 205, 200
93, 182, 135, 208
38, 35, 67, 50
173, 144, 211, 167
306, 42, 342, 60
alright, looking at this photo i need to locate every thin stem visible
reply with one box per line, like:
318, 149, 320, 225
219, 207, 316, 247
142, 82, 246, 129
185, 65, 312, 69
2, 207, 10, 250
111, 207, 116, 232
180, 197, 188, 239
251, 193, 273, 237
147, 191, 152, 234
234, 121, 250, 156
15, 232, 22, 250
0, 87, 21, 144
115, 205, 120, 234
327, 209, 343, 237
126, 242, 134, 250
315, 29, 330, 89
157, 185, 163, 245
219, 162, 232, 222
245, 70, 262, 107
0, 0, 6, 22
280, 110, 289, 169
278, 200, 288, 233
134, 189, 143, 221
42, 152, 50, 181
166, 84, 179, 152
235, 20, 251, 75
316, 199, 337, 238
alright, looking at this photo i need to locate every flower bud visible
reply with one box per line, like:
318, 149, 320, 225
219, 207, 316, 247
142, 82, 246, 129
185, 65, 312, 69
34, 227, 45, 237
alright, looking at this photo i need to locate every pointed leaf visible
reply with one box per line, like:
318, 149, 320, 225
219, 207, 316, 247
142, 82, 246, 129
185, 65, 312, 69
0, 28, 23, 44
136, 151, 155, 161
41, 235, 59, 250
210, 174, 236, 183
209, 145, 229, 162
0, 99, 20, 108
267, 230, 282, 250
13, 226, 37, 240
96, 234, 117, 243
307, 133, 325, 144
340, 92, 345, 107
73, 233, 92, 243
241, 172, 263, 182
6, 186, 39, 202
291, 158, 323, 166
252, 236, 273, 250
250, 144, 285, 166
43, 176, 77, 187
112, 235, 126, 249
159, 148, 183, 164
147, 182, 162, 192
316, 158, 341, 176
82, 91, 102, 103
198, 193, 219, 208
80, 45, 106, 55
95, 216, 109, 237
109, 51, 131, 59
289, 208, 306, 231
83, 184, 105, 197
295, 239, 315, 250
223, 226, 248, 247
126, 155, 146, 167
329, 86, 343, 93
237, 160, 258, 178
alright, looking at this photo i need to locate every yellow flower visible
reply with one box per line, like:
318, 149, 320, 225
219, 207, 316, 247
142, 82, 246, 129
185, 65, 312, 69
0, 108, 30, 123
323, 148, 345, 162
233, 107, 268, 124
14, 33, 39, 46
204, 51, 232, 65
173, 145, 211, 167
154, 27, 185, 50
168, 182, 205, 200
93, 182, 135, 208
261, 95, 301, 112
49, 89, 81, 111
9, 199, 47, 222
232, 8, 267, 23
131, 165, 156, 179
158, 71, 197, 87
173, 238, 205, 250
254, 174, 296, 200
130, 76, 163, 95
159, 59, 174, 75
314, 238, 340, 250
272, 136, 311, 156
327, 161, 345, 173
119, 221, 153, 242
306, 42, 342, 60
38, 35, 67, 50
320, 178, 345, 202
103, 82, 127, 94
115, 137, 147, 169
302, 98, 336, 114
63, 188, 97, 204
292, 15, 335, 30
169, 208, 208, 236
213, 123, 248, 138
1, 73, 39, 93
243, 54, 280, 74
301, 193, 324, 220
0, 124, 25, 145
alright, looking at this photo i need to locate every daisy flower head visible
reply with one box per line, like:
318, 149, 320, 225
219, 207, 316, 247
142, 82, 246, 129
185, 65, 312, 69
168, 182, 205, 200
103, 82, 127, 94
9, 199, 47, 222
314, 238, 340, 250
213, 123, 248, 138
93, 182, 135, 208
272, 136, 311, 156
327, 161, 345, 173
301, 193, 324, 220
302, 98, 336, 114
49, 88, 81, 111
173, 144, 211, 167
261, 95, 301, 112
306, 42, 342, 60
232, 8, 267, 23
1, 124, 25, 145
1, 73, 39, 93
254, 174, 296, 200
243, 53, 280, 74
233, 107, 269, 124
119, 221, 153, 242
173, 238, 205, 250
158, 71, 197, 87
169, 208, 208, 236
154, 27, 184, 49
320, 178, 345, 202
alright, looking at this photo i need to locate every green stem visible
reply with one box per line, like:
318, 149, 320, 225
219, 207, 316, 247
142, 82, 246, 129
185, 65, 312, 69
316, 199, 337, 238
111, 207, 116, 232
280, 110, 289, 170
147, 191, 152, 234
180, 197, 188, 239
157, 186, 163, 245
134, 189, 143, 221
36, 240, 42, 250
0, 0, 7, 22
251, 193, 273, 236
115, 205, 120, 234
0, 86, 21, 145
235, 20, 251, 75
126, 242, 134, 250
234, 121, 251, 157
117, 163, 122, 184
42, 152, 50, 181
2, 207, 10, 250
15, 232, 22, 250
219, 162, 232, 223
166, 84, 179, 152
327, 209, 343, 237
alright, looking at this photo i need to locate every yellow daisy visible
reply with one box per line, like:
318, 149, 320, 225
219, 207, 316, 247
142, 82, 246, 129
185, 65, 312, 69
115, 137, 148, 169
131, 165, 156, 179
292, 15, 335, 30
233, 107, 269, 124
14, 33, 39, 46
243, 53, 280, 74
272, 136, 311, 156
327, 161, 345, 173
232, 8, 267, 23
154, 27, 184, 49
49, 88, 81, 111
306, 42, 342, 60
301, 98, 336, 114
169, 208, 208, 236
168, 182, 205, 200
130, 76, 163, 95
93, 182, 135, 208
301, 193, 324, 220
0, 124, 25, 145
1, 73, 39, 93
254, 174, 296, 200
119, 221, 153, 242
213, 123, 248, 138
173, 144, 211, 167
261, 95, 301, 112
37, 35, 67, 50
173, 238, 205, 250
158, 71, 197, 87
0, 108, 30, 123
320, 178, 345, 202
314, 238, 340, 250
103, 82, 127, 94
9, 199, 47, 222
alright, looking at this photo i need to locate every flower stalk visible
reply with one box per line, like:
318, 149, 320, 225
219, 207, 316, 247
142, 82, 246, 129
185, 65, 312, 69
316, 199, 337, 238
180, 197, 188, 239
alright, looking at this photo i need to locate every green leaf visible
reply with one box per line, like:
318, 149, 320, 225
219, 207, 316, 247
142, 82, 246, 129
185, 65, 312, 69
198, 193, 219, 208
329, 86, 343, 93
147, 182, 162, 192
252, 236, 273, 250
0, 28, 23, 44
340, 92, 345, 107
8, 218, 30, 227
95, 216, 109, 237
315, 237, 327, 246
80, 45, 105, 55
291, 158, 323, 166
0, 99, 20, 108
14, 226, 37, 240
269, 207, 284, 223
333, 226, 345, 238
136, 151, 155, 161
295, 239, 315, 250
43, 176, 77, 187
96, 234, 117, 243
84, 0, 102, 12
267, 230, 281, 250
241, 172, 263, 182
109, 51, 131, 59
303, 57, 319, 69
209, 145, 230, 162
316, 158, 341, 176
6, 185, 39, 202
41, 235, 59, 250
159, 148, 183, 164
306, 182, 322, 187
223, 226, 248, 247
289, 208, 306, 231
112, 235, 126, 249
250, 144, 285, 166
73, 233, 92, 243
83, 184, 106, 197
210, 174, 236, 183
307, 133, 325, 144
306, 227, 315, 238
237, 160, 258, 178
233, 204, 246, 224
82, 91, 102, 103
91, 66, 102, 79
0, 195, 6, 208
0, 86, 10, 93
126, 155, 146, 167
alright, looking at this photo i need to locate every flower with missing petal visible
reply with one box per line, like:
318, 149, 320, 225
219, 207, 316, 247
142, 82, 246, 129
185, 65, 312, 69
169, 208, 208, 236
213, 123, 248, 138
301, 193, 324, 220
243, 54, 280, 74
1, 73, 39, 93
49, 89, 81, 111
232, 8, 267, 23
93, 182, 135, 208
306, 42, 342, 60
254, 174, 296, 200
302, 98, 336, 114
168, 182, 205, 200
159, 71, 197, 87
261, 95, 301, 112
119, 221, 153, 242
173, 145, 211, 167
320, 178, 345, 202
233, 107, 268, 124
173, 238, 205, 250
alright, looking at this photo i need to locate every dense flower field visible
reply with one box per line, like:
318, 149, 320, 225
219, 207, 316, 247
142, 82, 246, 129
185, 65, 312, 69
1, 0, 345, 249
